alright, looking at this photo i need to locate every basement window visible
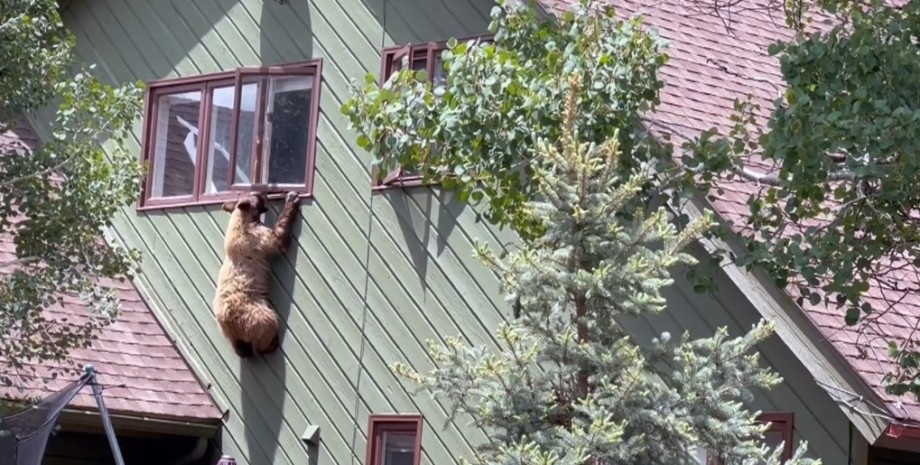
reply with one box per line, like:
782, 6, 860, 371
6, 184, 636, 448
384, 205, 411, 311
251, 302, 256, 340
694, 413, 795, 464
138, 59, 323, 210
365, 414, 423, 465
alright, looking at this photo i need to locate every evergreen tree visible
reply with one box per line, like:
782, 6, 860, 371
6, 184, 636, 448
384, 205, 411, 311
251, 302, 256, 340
392, 76, 819, 465
346, 1, 829, 462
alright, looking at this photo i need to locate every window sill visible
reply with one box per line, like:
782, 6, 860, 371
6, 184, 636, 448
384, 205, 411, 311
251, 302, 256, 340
136, 191, 313, 212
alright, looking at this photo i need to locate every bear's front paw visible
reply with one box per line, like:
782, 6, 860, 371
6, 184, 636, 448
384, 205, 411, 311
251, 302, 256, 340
286, 191, 299, 204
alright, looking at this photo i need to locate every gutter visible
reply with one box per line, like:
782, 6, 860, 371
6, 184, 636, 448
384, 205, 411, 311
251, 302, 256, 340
884, 422, 920, 441
58, 408, 221, 438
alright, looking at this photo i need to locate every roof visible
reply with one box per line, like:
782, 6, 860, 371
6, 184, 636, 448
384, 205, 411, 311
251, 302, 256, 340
539, 0, 920, 426
0, 119, 222, 424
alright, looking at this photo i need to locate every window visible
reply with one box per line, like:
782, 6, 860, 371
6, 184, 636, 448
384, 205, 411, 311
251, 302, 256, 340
373, 34, 492, 189
138, 59, 323, 210
365, 415, 423, 465
695, 413, 795, 465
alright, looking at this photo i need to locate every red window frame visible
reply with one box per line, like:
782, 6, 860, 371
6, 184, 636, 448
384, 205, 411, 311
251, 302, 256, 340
372, 34, 493, 190
703, 413, 795, 464
137, 59, 323, 211
365, 414, 423, 465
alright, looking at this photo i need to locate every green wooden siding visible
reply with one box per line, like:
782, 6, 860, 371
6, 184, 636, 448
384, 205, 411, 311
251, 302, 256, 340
33, 0, 851, 464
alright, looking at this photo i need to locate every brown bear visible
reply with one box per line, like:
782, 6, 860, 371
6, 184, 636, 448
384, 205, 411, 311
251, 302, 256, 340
213, 190, 300, 358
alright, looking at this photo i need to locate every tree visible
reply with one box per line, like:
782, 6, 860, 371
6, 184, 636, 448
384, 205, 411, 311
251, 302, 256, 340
678, 0, 920, 399
344, 1, 820, 463
0, 1, 144, 389
344, 0, 920, 402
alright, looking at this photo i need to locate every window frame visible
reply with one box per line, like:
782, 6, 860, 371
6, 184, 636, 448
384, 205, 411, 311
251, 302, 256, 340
758, 412, 795, 461
372, 34, 493, 190
703, 412, 795, 464
365, 414, 423, 465
137, 59, 323, 211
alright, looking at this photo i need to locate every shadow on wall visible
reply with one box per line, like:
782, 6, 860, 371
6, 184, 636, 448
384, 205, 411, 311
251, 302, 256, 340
376, 188, 477, 292
259, 0, 315, 65
359, 0, 493, 45
62, 0, 317, 83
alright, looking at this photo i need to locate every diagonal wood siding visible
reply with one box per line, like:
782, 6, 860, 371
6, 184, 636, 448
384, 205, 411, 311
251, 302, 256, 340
30, 0, 852, 463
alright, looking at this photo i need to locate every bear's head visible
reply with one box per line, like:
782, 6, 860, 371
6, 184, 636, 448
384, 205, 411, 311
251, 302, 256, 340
221, 192, 268, 223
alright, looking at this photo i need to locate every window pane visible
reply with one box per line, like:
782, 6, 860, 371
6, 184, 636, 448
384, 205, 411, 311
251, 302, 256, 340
205, 83, 257, 193
410, 56, 427, 72
432, 56, 446, 87
381, 431, 416, 465
762, 430, 785, 461
151, 91, 201, 198
261, 75, 312, 185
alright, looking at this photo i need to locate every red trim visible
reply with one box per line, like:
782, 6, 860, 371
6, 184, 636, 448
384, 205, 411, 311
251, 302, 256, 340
704, 412, 795, 465
884, 422, 920, 440
365, 414, 423, 465
137, 59, 323, 211
372, 34, 493, 190
759, 412, 794, 461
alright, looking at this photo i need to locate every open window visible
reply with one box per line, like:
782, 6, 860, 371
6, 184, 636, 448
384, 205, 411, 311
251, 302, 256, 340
138, 59, 323, 210
365, 415, 423, 465
373, 34, 491, 189
695, 413, 795, 465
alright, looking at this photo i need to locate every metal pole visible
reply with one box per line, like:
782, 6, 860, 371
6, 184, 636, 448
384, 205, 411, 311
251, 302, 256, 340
85, 365, 126, 465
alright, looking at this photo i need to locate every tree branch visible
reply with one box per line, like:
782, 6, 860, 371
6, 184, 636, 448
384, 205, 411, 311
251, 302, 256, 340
0, 0, 41, 33
0, 256, 40, 268
0, 115, 117, 188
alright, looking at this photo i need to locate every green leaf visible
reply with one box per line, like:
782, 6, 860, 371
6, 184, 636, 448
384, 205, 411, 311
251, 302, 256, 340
845, 307, 860, 326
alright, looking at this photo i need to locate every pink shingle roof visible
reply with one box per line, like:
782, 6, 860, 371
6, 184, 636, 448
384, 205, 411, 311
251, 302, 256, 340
0, 119, 222, 423
540, 0, 920, 423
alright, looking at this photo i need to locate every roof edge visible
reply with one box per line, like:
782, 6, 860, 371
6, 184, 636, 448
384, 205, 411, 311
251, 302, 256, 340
681, 194, 890, 443
59, 407, 221, 438
115, 250, 225, 421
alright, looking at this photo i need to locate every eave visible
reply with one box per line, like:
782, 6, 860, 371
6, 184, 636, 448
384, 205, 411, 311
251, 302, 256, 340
57, 407, 221, 438
682, 194, 891, 444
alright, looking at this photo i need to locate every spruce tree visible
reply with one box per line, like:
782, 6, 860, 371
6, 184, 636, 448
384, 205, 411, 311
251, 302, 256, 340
345, 1, 828, 462
392, 77, 821, 465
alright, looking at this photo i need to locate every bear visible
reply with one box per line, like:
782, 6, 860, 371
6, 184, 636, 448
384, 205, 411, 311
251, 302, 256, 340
213, 190, 300, 358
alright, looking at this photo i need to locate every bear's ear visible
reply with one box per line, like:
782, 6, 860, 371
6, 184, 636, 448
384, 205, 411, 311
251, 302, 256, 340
221, 201, 237, 213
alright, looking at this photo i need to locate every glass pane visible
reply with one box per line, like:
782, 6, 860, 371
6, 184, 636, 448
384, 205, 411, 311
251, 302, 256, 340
236, 83, 259, 186
381, 431, 416, 465
206, 83, 257, 193
692, 447, 708, 465
410, 55, 427, 72
151, 90, 201, 198
762, 430, 785, 460
432, 56, 446, 87
261, 75, 312, 185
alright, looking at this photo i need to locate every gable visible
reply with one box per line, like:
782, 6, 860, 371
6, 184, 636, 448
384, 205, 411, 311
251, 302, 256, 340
537, 0, 920, 444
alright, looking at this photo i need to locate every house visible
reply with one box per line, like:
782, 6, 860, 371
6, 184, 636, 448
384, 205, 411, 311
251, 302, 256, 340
14, 0, 920, 464
0, 120, 225, 465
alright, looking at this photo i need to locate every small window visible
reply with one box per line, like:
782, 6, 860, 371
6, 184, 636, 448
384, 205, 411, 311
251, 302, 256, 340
138, 59, 323, 210
365, 415, 423, 465
373, 35, 491, 189
695, 413, 795, 465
